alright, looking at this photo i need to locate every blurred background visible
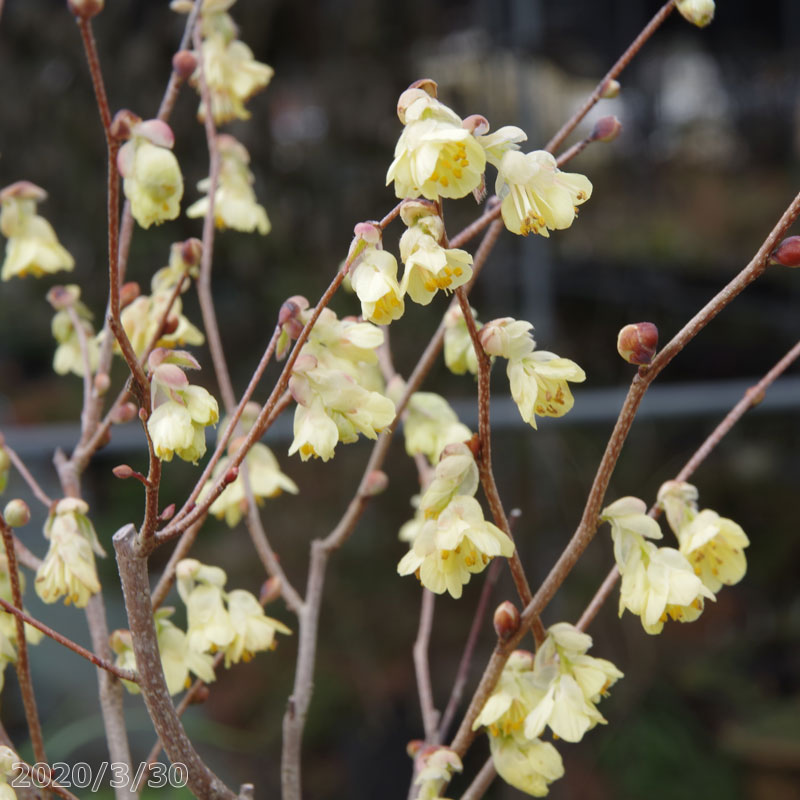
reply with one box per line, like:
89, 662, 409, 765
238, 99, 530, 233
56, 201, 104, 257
1, 0, 800, 798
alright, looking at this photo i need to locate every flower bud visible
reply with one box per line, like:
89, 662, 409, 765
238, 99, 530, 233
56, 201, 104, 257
159, 503, 176, 521
617, 322, 658, 366
363, 470, 389, 497
112, 464, 136, 480
94, 373, 111, 396
260, 576, 282, 605
172, 50, 198, 81
67, 0, 104, 19
224, 466, 239, 486
111, 402, 138, 424
3, 499, 30, 528
590, 115, 622, 143
0, 181, 47, 204
161, 315, 180, 336
601, 79, 621, 99
109, 110, 141, 142
675, 0, 715, 28
119, 281, 141, 308
278, 295, 309, 342
493, 601, 520, 641
406, 740, 424, 759
769, 235, 800, 268
181, 237, 203, 268
189, 685, 210, 704
46, 284, 80, 310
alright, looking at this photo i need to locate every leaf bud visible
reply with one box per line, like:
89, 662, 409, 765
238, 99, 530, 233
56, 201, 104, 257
94, 372, 111, 396
67, 0, 104, 19
617, 322, 658, 366
46, 284, 80, 310
493, 601, 520, 641
3, 499, 30, 528
260, 577, 282, 605
119, 281, 141, 308
406, 740, 424, 759
600, 79, 621, 99
111, 402, 138, 424
172, 50, 199, 81
768, 235, 800, 268
363, 470, 389, 497
112, 464, 135, 480
590, 115, 622, 143
159, 503, 176, 521
181, 237, 203, 268
224, 466, 239, 486
189, 685, 210, 704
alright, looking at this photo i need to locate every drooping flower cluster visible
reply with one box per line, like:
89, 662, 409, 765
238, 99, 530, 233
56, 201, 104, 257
117, 118, 184, 229
474, 625, 622, 796
601, 496, 716, 634
0, 181, 74, 281
385, 81, 592, 239
199, 403, 298, 527
188, 0, 274, 124
176, 558, 290, 668
411, 746, 462, 800
443, 304, 481, 376
347, 223, 404, 326
398, 442, 514, 598
0, 553, 42, 692
480, 318, 586, 429
35, 498, 104, 608
147, 349, 219, 464
288, 308, 395, 461
657, 480, 749, 594
110, 608, 216, 696
48, 285, 100, 378
187, 134, 270, 234
402, 390, 472, 465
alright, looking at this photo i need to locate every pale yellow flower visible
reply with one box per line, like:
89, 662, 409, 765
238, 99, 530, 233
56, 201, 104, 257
0, 182, 74, 281
417, 442, 479, 520
186, 135, 270, 234
349, 246, 404, 325
676, 0, 715, 27
495, 150, 591, 237
413, 747, 462, 800
51, 288, 99, 378
443, 305, 480, 376
397, 496, 514, 598
223, 589, 291, 667
118, 120, 183, 229
489, 735, 563, 797
403, 392, 472, 465
35, 498, 104, 608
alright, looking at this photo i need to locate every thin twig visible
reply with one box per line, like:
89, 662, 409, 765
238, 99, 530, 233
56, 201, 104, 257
1, 442, 53, 508
459, 757, 496, 800
413, 589, 439, 741
544, 0, 675, 154
0, 518, 47, 768
0, 596, 136, 683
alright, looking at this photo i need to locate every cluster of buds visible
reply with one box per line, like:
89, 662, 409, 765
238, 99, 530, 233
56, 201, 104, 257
47, 285, 100, 378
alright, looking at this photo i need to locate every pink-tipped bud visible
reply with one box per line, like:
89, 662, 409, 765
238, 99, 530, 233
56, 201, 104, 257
600, 79, 621, 99
94, 372, 111, 396
3, 499, 30, 528
159, 503, 176, 522
112, 464, 135, 480
46, 285, 79, 310
363, 470, 389, 497
110, 110, 141, 142
172, 50, 198, 80
591, 115, 622, 143
406, 740, 424, 759
161, 315, 180, 336
462, 114, 490, 136
111, 402, 138, 424
119, 281, 140, 308
278, 295, 309, 340
181, 237, 203, 267
769, 235, 800, 268
260, 577, 282, 605
0, 181, 47, 204
67, 0, 104, 19
224, 466, 239, 486
617, 322, 659, 366
493, 601, 520, 641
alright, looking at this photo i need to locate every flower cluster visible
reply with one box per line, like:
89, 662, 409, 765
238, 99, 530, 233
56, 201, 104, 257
479, 318, 585, 429
49, 285, 100, 378
118, 118, 184, 229
176, 558, 290, 668
189, 0, 274, 124
288, 308, 395, 461
398, 442, 514, 598
147, 349, 219, 464
0, 181, 74, 281
386, 81, 592, 238
474, 624, 622, 795
443, 304, 481, 376
35, 498, 104, 608
187, 134, 270, 234
411, 746, 462, 800
402, 390, 472, 465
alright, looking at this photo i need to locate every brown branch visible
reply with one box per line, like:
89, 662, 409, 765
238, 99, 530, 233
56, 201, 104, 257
0, 517, 46, 768
544, 1, 676, 154
413, 589, 439, 742
459, 757, 496, 800
1, 441, 53, 508
0, 596, 135, 683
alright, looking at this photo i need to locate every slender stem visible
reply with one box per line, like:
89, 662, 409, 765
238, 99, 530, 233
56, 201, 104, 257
113, 524, 237, 800
0, 518, 47, 768
437, 557, 502, 743
576, 336, 800, 632
1, 442, 53, 508
459, 758, 496, 800
544, 1, 675, 154
65, 305, 94, 437
0, 596, 135, 682
413, 589, 438, 741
